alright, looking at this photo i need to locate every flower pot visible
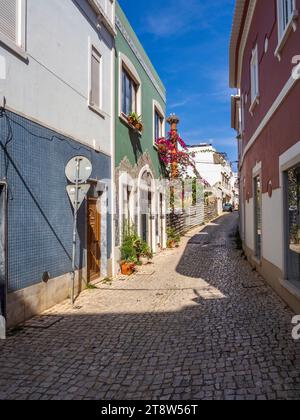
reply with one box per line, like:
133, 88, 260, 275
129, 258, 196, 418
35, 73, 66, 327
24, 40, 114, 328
121, 261, 135, 276
135, 123, 143, 132
167, 240, 175, 249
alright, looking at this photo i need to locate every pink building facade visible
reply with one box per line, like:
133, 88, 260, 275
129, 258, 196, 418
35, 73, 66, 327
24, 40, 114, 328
230, 0, 300, 313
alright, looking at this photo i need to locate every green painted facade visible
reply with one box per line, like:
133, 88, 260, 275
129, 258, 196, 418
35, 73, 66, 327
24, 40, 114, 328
115, 2, 166, 175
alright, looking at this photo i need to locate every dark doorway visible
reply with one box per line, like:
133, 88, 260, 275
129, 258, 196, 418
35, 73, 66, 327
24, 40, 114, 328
286, 166, 300, 288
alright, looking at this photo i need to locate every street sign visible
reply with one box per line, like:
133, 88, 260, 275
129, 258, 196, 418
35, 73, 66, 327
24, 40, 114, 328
65, 156, 93, 306
65, 156, 92, 184
66, 184, 91, 211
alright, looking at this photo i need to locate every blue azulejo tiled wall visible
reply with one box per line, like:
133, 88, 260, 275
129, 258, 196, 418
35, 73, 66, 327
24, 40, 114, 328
0, 110, 112, 292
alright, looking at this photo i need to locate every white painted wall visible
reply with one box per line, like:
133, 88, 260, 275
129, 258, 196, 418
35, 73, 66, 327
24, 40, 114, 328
0, 0, 115, 156
188, 145, 235, 204
261, 190, 284, 270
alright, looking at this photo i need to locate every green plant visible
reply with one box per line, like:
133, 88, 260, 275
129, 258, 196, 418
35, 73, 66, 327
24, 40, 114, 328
133, 238, 153, 261
291, 224, 300, 244
120, 224, 139, 262
86, 283, 98, 290
120, 223, 153, 264
127, 112, 144, 131
141, 241, 153, 260
167, 227, 181, 244
101, 277, 113, 285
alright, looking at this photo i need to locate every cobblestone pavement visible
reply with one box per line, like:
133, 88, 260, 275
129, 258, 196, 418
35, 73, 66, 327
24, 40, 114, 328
0, 213, 300, 400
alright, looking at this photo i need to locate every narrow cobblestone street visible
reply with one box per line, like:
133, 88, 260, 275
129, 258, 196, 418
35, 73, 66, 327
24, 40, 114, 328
0, 214, 299, 400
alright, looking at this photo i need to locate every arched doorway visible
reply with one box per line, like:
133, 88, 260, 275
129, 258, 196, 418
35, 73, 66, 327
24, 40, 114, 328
138, 167, 156, 252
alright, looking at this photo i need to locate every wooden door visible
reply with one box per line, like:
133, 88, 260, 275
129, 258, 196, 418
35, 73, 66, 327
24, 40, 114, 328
87, 198, 101, 281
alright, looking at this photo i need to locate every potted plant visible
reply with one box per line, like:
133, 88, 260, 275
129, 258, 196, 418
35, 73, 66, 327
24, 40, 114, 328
120, 225, 138, 275
140, 242, 153, 265
120, 259, 136, 276
127, 112, 144, 132
167, 227, 181, 249
133, 239, 153, 265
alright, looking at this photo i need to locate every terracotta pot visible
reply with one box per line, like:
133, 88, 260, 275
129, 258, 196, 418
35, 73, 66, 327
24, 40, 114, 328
121, 261, 135, 276
167, 240, 175, 249
135, 123, 143, 132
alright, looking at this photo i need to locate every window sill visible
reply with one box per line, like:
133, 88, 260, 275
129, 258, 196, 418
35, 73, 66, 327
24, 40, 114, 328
119, 113, 142, 135
275, 10, 298, 61
0, 33, 27, 62
89, 104, 106, 119
249, 95, 260, 115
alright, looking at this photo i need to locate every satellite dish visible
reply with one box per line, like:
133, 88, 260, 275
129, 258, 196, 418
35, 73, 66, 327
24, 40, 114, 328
65, 156, 92, 184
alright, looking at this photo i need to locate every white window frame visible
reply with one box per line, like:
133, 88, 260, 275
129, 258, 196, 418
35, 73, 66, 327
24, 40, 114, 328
87, 0, 116, 37
88, 43, 104, 118
118, 52, 142, 128
249, 46, 260, 114
153, 99, 165, 148
0, 0, 27, 59
275, 0, 298, 60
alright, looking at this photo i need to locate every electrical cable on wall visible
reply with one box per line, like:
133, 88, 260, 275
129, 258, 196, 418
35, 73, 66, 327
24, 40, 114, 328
0, 107, 94, 159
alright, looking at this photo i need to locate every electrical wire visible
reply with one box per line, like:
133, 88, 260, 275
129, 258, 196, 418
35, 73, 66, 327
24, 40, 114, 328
0, 108, 94, 159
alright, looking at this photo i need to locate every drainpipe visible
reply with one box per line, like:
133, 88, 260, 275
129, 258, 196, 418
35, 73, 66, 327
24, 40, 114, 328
0, 180, 8, 340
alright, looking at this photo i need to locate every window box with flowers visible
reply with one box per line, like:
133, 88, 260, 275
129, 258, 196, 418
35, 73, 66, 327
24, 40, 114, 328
127, 112, 144, 133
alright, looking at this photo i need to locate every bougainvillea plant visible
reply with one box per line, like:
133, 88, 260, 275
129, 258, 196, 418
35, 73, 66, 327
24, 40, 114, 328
156, 130, 196, 179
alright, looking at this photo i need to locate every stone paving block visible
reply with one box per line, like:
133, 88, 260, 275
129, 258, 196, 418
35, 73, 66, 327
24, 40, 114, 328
0, 214, 299, 400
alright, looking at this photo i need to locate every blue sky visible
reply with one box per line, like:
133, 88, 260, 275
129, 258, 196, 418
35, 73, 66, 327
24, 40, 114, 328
118, 0, 237, 167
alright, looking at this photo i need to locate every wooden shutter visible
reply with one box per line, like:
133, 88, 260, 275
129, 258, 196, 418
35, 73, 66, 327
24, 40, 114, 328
0, 0, 17, 43
91, 48, 101, 108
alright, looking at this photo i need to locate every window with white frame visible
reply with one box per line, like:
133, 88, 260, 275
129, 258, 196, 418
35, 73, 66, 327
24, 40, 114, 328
119, 53, 141, 121
90, 47, 101, 109
277, 0, 296, 39
122, 67, 138, 116
155, 110, 163, 140
250, 46, 259, 106
153, 100, 165, 146
0, 0, 26, 53
105, 0, 114, 23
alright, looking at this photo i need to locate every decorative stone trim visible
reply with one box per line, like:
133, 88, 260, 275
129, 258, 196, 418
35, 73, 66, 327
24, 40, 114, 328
116, 15, 166, 103
114, 152, 159, 247
116, 152, 158, 185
